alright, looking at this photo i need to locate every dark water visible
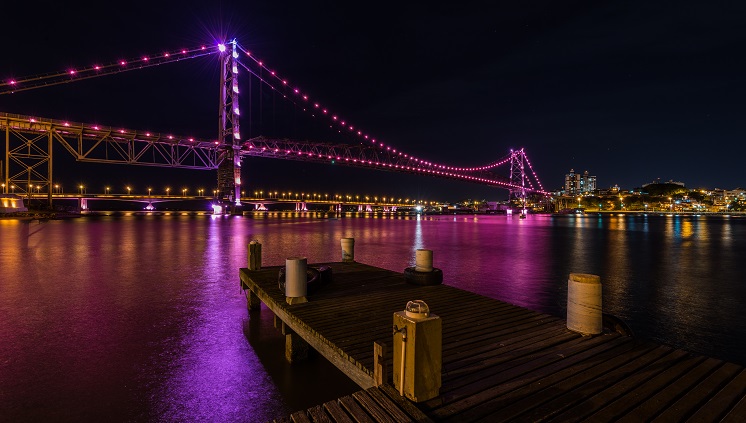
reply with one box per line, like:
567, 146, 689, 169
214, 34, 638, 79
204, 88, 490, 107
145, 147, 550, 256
1, 212, 745, 421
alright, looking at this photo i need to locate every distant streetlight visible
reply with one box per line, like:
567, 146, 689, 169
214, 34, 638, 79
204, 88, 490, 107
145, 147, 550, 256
166, 187, 170, 196
105, 186, 110, 195
148, 187, 152, 197
126, 186, 131, 195
198, 189, 203, 196
79, 185, 85, 195
182, 188, 187, 196
11, 185, 15, 193
1, 183, 5, 194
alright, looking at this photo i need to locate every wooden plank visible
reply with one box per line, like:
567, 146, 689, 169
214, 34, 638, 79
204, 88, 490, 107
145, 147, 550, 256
290, 410, 312, 423
430, 335, 630, 419
651, 362, 743, 422
549, 348, 690, 423
688, 369, 746, 422
616, 357, 722, 422
366, 387, 414, 422
481, 341, 656, 423
338, 395, 375, 423
520, 344, 671, 422
351, 390, 396, 423
378, 384, 435, 423
449, 337, 645, 422
588, 354, 709, 420
322, 400, 354, 423
721, 395, 746, 423
307, 405, 333, 423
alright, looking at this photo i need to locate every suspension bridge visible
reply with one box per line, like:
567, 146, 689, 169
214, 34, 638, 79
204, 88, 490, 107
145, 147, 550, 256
1, 39, 548, 212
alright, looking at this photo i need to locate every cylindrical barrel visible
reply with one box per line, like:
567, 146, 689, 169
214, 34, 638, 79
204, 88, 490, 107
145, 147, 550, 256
415, 249, 433, 272
567, 273, 602, 335
341, 238, 355, 262
285, 257, 307, 297
248, 241, 262, 270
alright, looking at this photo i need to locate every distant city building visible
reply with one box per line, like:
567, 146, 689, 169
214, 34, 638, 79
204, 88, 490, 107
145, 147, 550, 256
564, 169, 597, 195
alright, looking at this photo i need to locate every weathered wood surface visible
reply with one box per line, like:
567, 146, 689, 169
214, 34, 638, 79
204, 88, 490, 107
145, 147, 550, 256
242, 262, 746, 422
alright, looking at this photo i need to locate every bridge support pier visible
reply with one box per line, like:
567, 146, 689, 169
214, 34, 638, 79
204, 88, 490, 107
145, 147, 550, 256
78, 198, 88, 211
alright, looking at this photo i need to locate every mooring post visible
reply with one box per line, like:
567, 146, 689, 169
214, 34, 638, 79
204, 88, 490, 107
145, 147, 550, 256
341, 237, 355, 262
245, 241, 263, 311
567, 273, 602, 335
248, 240, 262, 270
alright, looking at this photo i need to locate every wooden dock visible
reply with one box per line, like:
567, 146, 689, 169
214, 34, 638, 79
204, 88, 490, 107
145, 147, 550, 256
240, 262, 746, 422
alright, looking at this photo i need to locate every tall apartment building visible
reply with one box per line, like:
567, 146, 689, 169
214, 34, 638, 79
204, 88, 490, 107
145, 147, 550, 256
564, 169, 597, 195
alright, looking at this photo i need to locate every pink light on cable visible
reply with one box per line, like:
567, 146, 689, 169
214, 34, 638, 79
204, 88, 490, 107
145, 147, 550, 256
181, 49, 187, 54
64, 122, 70, 127
142, 57, 149, 61
164, 53, 170, 57
9, 80, 16, 85
120, 61, 126, 65
69, 70, 76, 75
94, 65, 100, 70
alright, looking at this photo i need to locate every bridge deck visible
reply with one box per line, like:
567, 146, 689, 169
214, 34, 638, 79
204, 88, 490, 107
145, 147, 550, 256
239, 262, 746, 422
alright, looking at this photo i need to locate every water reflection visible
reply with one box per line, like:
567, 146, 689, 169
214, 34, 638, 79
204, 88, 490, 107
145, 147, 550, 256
1, 213, 745, 421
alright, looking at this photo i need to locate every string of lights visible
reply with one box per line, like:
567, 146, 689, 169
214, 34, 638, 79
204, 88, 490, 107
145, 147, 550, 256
1, 45, 218, 94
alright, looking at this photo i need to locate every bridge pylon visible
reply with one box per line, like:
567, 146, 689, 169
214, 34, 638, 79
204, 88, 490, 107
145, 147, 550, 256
509, 148, 527, 214
217, 39, 242, 208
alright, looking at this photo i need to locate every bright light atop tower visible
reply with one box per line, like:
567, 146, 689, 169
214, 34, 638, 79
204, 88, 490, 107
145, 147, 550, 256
218, 44, 226, 52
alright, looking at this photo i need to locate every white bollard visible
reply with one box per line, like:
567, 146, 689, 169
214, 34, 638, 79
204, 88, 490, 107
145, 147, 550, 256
248, 241, 262, 271
567, 273, 602, 335
341, 238, 355, 262
415, 249, 433, 272
285, 257, 307, 298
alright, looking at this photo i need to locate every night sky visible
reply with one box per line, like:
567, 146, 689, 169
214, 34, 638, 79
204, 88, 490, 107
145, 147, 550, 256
2, 1, 745, 200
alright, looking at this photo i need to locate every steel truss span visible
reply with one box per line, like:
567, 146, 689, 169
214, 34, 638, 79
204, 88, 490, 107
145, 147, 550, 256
2, 111, 546, 201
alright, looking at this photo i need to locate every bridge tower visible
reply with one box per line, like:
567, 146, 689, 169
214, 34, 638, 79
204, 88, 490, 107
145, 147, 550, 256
509, 148, 527, 214
217, 39, 242, 207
